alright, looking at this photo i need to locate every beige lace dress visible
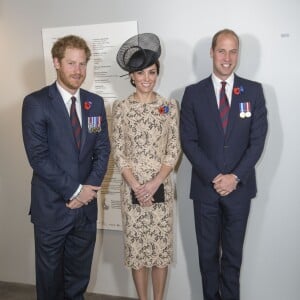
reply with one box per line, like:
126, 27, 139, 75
112, 93, 181, 269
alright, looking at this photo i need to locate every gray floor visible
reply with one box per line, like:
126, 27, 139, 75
0, 282, 136, 300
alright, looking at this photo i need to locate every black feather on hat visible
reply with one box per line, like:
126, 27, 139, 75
116, 33, 161, 73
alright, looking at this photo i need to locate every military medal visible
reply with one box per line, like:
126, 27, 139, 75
245, 102, 251, 117
239, 103, 246, 118
88, 116, 102, 133
239, 102, 251, 118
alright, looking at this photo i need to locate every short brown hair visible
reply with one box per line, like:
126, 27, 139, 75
51, 35, 91, 62
211, 29, 239, 50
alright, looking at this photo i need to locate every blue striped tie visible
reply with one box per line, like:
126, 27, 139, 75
70, 96, 81, 149
219, 81, 230, 133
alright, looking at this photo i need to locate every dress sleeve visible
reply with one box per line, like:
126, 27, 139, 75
112, 100, 131, 171
162, 99, 181, 167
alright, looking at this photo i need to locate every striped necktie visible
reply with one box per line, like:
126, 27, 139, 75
219, 81, 230, 133
70, 96, 81, 149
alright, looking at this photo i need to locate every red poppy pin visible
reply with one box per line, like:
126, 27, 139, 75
158, 105, 169, 115
84, 101, 92, 110
233, 85, 244, 95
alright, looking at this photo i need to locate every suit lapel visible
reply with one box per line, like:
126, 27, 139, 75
204, 77, 224, 134
226, 75, 241, 138
49, 83, 81, 151
49, 83, 70, 122
80, 90, 88, 152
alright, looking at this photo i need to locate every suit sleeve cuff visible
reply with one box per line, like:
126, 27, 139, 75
232, 173, 241, 183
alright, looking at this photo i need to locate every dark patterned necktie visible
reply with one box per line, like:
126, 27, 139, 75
219, 81, 230, 133
70, 96, 81, 149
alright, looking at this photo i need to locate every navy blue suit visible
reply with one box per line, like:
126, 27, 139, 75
22, 82, 110, 300
180, 74, 267, 300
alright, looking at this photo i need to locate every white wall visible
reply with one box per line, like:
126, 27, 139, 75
0, 0, 299, 299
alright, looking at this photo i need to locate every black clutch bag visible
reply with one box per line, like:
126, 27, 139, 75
131, 184, 165, 205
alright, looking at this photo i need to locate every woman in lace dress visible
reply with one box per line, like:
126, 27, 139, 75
112, 33, 181, 300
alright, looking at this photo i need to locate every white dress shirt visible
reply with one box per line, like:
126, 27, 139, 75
56, 81, 82, 126
211, 73, 234, 108
56, 81, 82, 199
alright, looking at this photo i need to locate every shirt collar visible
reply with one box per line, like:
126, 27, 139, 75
211, 73, 235, 88
56, 81, 80, 104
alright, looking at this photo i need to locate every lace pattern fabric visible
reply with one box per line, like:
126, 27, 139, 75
112, 93, 181, 269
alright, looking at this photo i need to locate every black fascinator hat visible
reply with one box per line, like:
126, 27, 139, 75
116, 33, 161, 73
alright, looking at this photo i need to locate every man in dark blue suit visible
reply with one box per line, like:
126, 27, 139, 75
22, 35, 110, 300
180, 29, 268, 300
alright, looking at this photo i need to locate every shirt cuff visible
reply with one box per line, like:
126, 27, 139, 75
71, 184, 82, 200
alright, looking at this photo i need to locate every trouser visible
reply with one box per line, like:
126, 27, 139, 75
193, 195, 251, 300
34, 209, 96, 300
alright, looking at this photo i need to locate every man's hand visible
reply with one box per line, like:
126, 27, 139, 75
213, 174, 238, 196
66, 185, 101, 209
